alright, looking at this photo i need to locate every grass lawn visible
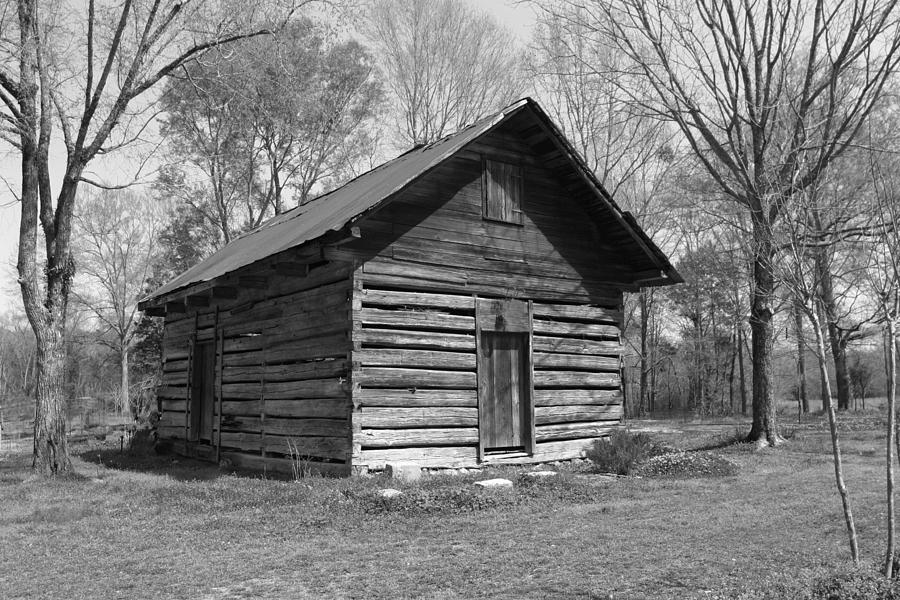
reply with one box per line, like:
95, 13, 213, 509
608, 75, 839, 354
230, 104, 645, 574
0, 416, 894, 599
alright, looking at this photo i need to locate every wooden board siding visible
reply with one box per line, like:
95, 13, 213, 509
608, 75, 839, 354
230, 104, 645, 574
343, 127, 629, 471
336, 128, 635, 304
351, 280, 624, 470
156, 255, 354, 472
351, 285, 478, 462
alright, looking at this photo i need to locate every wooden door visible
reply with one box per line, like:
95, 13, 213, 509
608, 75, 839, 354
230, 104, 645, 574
479, 331, 529, 451
190, 340, 215, 443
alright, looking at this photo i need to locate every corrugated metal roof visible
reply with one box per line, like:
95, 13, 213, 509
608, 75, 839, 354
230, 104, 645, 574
144, 100, 530, 303
142, 97, 681, 306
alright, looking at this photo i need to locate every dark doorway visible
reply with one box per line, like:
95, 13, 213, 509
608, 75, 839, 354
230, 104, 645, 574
190, 340, 215, 443
479, 331, 530, 452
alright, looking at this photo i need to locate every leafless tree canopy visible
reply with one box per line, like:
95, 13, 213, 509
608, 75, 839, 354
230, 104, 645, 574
366, 0, 525, 146
0, 0, 303, 474
544, 0, 900, 444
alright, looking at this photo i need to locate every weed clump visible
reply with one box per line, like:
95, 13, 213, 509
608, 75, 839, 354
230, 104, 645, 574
713, 566, 900, 599
585, 429, 666, 475
809, 567, 900, 600
346, 486, 516, 515
633, 451, 738, 478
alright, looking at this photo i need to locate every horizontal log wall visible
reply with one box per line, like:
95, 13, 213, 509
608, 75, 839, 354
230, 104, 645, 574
351, 280, 624, 470
351, 284, 479, 469
336, 132, 635, 304
157, 255, 353, 473
344, 128, 630, 470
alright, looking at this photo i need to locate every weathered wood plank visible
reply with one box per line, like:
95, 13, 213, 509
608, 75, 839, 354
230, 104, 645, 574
222, 398, 349, 419
222, 333, 351, 367
355, 388, 478, 408
163, 359, 189, 373
535, 421, 618, 442
535, 404, 623, 425
532, 319, 620, 339
360, 270, 618, 306
355, 437, 603, 469
222, 451, 350, 476
532, 336, 623, 356
157, 385, 188, 399
160, 398, 186, 412
158, 411, 186, 429
532, 302, 622, 322
222, 359, 347, 384
357, 446, 476, 469
223, 317, 348, 352
161, 371, 188, 386
221, 379, 347, 400
357, 328, 475, 351
361, 288, 475, 311
218, 433, 349, 460
534, 371, 620, 388
356, 367, 477, 389
355, 349, 476, 370
533, 353, 620, 371
534, 389, 623, 406
355, 407, 478, 428
358, 427, 479, 448
360, 307, 474, 331
218, 416, 347, 437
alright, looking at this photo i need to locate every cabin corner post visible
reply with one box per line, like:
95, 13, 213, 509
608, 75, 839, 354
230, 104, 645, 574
618, 297, 626, 423
474, 294, 485, 462
527, 299, 536, 455
349, 266, 364, 472
185, 315, 197, 442
215, 325, 224, 463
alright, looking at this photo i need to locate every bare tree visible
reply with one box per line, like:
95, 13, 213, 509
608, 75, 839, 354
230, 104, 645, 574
864, 142, 900, 576
0, 0, 302, 475
528, 5, 681, 416
73, 188, 164, 419
545, 0, 900, 444
781, 189, 860, 565
366, 0, 524, 146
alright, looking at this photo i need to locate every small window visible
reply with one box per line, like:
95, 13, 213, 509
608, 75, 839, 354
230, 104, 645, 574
483, 158, 523, 224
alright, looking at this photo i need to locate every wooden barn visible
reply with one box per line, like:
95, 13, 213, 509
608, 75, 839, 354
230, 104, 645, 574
139, 98, 681, 475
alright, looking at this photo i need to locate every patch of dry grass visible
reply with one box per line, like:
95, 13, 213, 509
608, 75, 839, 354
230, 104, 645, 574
0, 420, 895, 599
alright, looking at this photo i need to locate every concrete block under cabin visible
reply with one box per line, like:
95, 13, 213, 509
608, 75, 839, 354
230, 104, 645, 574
139, 97, 682, 477
384, 461, 422, 482
474, 478, 513, 489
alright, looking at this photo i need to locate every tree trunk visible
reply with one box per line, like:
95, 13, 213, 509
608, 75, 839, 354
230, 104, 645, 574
747, 219, 779, 444
120, 346, 130, 418
810, 307, 860, 564
738, 322, 748, 415
728, 325, 737, 414
32, 320, 71, 474
639, 290, 650, 418
813, 216, 852, 411
794, 300, 809, 414
884, 320, 897, 577
815, 300, 832, 412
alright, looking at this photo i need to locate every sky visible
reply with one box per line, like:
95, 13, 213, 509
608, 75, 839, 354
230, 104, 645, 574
0, 0, 538, 315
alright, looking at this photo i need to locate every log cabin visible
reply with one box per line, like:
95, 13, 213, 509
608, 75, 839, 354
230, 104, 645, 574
139, 98, 681, 475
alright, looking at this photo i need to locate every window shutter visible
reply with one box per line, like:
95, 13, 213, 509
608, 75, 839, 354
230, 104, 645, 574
484, 159, 523, 224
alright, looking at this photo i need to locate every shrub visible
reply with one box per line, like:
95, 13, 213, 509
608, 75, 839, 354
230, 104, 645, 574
585, 429, 660, 475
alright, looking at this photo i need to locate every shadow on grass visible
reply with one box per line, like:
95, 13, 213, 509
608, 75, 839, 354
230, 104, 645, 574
77, 444, 225, 482
690, 427, 752, 452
